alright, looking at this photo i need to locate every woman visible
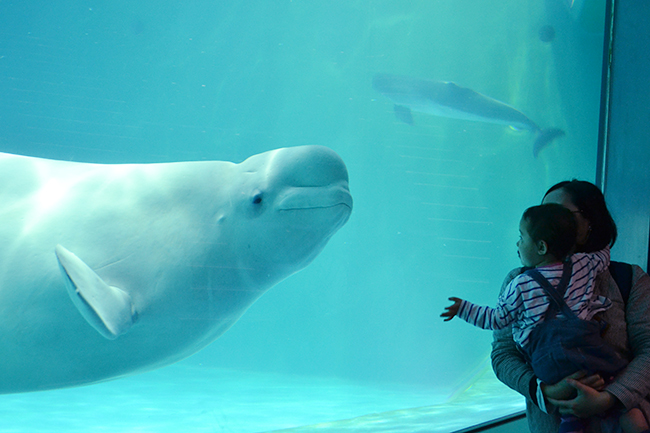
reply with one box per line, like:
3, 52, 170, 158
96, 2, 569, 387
491, 180, 650, 433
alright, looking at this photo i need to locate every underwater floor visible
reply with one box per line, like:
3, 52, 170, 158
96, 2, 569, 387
0, 362, 524, 432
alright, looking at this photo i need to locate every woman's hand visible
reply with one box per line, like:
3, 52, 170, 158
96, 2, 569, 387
546, 377, 617, 418
541, 371, 604, 400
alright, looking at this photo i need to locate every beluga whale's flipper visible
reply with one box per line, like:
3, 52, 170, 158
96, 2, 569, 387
372, 73, 565, 157
55, 245, 138, 340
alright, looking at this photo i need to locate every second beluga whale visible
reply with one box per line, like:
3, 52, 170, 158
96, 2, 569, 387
372, 73, 564, 157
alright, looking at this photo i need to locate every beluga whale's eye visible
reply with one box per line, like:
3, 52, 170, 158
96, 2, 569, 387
252, 192, 263, 205
246, 190, 265, 218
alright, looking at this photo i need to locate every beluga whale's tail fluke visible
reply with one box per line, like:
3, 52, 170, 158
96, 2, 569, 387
372, 73, 565, 157
533, 128, 565, 157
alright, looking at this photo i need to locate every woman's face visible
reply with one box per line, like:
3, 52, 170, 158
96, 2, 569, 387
542, 188, 590, 248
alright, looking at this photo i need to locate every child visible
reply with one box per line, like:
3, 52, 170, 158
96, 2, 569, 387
441, 203, 648, 433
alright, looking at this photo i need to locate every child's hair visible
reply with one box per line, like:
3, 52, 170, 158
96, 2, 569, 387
522, 203, 578, 261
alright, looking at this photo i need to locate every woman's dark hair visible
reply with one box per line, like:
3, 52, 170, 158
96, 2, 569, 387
544, 180, 617, 252
523, 204, 577, 261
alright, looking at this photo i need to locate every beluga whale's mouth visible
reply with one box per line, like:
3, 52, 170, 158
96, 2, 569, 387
267, 145, 352, 226
276, 184, 353, 212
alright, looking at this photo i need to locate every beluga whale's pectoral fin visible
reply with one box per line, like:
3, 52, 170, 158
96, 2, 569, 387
393, 104, 414, 125
55, 245, 137, 340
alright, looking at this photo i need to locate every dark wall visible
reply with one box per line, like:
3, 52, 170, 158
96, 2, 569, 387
606, 0, 650, 271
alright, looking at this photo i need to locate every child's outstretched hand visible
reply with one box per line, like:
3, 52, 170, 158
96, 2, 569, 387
441, 297, 462, 321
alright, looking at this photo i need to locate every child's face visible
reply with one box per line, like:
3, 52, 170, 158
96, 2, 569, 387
517, 218, 542, 268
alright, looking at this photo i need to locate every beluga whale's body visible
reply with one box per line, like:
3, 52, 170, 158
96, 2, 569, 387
372, 73, 564, 157
0, 145, 352, 394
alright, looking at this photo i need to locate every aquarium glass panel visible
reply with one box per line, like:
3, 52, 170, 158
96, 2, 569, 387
0, 0, 608, 431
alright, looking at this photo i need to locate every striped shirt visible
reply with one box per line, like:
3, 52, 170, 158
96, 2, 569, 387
457, 247, 611, 348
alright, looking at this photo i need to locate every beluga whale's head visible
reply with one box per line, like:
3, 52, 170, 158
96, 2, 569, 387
218, 145, 352, 289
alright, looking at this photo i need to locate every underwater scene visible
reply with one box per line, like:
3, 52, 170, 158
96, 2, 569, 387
0, 0, 607, 431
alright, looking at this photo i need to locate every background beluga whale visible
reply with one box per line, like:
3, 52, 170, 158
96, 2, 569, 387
372, 73, 565, 157
0, 145, 352, 394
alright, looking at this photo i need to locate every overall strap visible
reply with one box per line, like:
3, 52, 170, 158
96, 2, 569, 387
526, 260, 575, 319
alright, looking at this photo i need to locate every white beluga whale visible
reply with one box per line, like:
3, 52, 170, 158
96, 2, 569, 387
372, 73, 565, 157
0, 145, 352, 394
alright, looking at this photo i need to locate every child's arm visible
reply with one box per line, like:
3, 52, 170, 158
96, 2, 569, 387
441, 286, 520, 331
585, 245, 611, 274
440, 278, 523, 330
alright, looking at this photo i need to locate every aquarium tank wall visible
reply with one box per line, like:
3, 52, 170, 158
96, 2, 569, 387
1, 1, 643, 432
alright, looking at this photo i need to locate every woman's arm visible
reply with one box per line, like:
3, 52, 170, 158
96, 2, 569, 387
490, 268, 538, 400
491, 325, 538, 399
605, 266, 650, 410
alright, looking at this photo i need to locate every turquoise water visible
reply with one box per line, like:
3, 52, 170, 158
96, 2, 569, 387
0, 363, 523, 432
0, 0, 605, 431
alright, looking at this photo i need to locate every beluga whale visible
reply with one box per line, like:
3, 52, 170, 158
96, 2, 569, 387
0, 145, 352, 394
372, 73, 565, 157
